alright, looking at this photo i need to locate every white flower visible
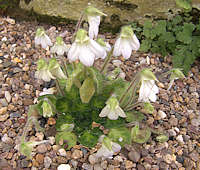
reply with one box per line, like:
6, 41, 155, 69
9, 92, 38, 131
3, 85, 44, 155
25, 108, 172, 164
57, 164, 71, 170
95, 137, 121, 159
85, 6, 107, 39
138, 69, 159, 102
48, 58, 67, 79
35, 59, 55, 82
41, 98, 54, 118
99, 96, 126, 120
39, 87, 56, 96
97, 38, 111, 59
67, 29, 106, 67
113, 25, 140, 59
35, 27, 52, 49
50, 36, 70, 56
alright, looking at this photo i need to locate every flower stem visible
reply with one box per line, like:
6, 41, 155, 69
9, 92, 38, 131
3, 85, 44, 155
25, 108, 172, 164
100, 48, 113, 74
119, 73, 140, 106
61, 57, 68, 77
72, 12, 85, 42
124, 101, 142, 111
55, 79, 64, 96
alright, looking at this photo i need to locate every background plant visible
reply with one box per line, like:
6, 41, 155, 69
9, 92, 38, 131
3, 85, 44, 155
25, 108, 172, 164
132, 10, 200, 75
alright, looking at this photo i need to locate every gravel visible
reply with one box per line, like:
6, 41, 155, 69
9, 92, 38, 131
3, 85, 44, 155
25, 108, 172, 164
0, 16, 199, 169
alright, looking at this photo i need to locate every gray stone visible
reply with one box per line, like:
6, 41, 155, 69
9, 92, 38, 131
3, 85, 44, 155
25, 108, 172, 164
36, 144, 48, 153
128, 150, 141, 163
82, 163, 93, 170
44, 156, 52, 169
19, 0, 200, 26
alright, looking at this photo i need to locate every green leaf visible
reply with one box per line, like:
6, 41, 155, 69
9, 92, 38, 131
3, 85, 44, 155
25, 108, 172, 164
56, 97, 70, 113
108, 128, 131, 147
55, 113, 74, 131
126, 111, 145, 123
154, 20, 167, 35
156, 135, 169, 143
55, 131, 77, 150
19, 142, 33, 159
78, 130, 99, 148
131, 125, 151, 144
140, 39, 152, 52
80, 77, 95, 103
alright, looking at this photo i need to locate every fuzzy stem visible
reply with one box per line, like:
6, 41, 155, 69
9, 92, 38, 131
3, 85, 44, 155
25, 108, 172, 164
119, 73, 140, 106
100, 48, 114, 74
124, 101, 142, 112
72, 12, 85, 42
55, 79, 64, 96
61, 57, 68, 77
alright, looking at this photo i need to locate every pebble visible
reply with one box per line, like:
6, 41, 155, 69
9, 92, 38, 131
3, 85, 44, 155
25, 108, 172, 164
125, 160, 134, 169
44, 156, 52, 168
0, 114, 9, 121
128, 150, 141, 162
88, 154, 99, 164
57, 164, 71, 170
36, 144, 48, 153
4, 91, 11, 103
82, 163, 93, 170
71, 149, 83, 159
0, 107, 7, 115
2, 134, 13, 144
48, 117, 56, 125
35, 154, 44, 164
94, 164, 103, 170
176, 135, 184, 144
112, 60, 122, 67
58, 148, 67, 157
157, 110, 167, 119
163, 154, 176, 164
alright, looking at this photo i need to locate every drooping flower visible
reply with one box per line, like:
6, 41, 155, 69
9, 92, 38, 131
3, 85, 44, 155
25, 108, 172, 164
85, 6, 107, 39
167, 68, 185, 90
39, 87, 57, 96
35, 59, 55, 82
99, 96, 126, 120
95, 136, 121, 159
96, 38, 111, 59
35, 27, 52, 49
48, 58, 67, 79
50, 36, 70, 56
113, 25, 140, 59
138, 69, 159, 102
41, 97, 56, 118
67, 29, 106, 67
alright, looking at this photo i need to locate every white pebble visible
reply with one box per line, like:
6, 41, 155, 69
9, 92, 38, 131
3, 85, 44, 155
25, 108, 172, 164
58, 148, 67, 157
176, 135, 184, 143
57, 164, 71, 170
5, 91, 11, 103
1, 37, 7, 42
158, 110, 167, 119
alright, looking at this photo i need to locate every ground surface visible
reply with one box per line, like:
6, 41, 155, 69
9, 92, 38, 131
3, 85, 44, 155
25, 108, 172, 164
0, 16, 199, 170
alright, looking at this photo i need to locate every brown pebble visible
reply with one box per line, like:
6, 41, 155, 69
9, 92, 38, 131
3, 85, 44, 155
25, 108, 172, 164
48, 117, 56, 125
35, 154, 44, 164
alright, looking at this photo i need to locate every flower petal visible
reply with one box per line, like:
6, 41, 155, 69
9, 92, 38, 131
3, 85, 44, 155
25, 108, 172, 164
68, 43, 79, 62
108, 110, 119, 120
121, 39, 132, 59
130, 34, 140, 51
79, 46, 95, 66
99, 105, 110, 117
116, 106, 126, 118
113, 37, 122, 57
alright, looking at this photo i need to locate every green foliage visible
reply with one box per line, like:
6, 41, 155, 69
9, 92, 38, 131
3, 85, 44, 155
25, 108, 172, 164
156, 134, 169, 143
131, 125, 151, 144
108, 128, 131, 147
55, 131, 77, 150
126, 111, 145, 123
136, 13, 200, 74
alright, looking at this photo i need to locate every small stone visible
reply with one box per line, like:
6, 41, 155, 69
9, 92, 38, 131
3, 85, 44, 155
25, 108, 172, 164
189, 151, 199, 162
1, 37, 7, 42
158, 110, 167, 119
58, 148, 67, 157
112, 60, 122, 67
191, 118, 200, 127
35, 154, 44, 164
0, 107, 7, 115
2, 134, 13, 144
48, 117, 56, 125
82, 163, 93, 170
71, 149, 83, 159
158, 82, 165, 88
128, 150, 141, 162
23, 99, 33, 106
0, 114, 9, 121
24, 84, 31, 90
114, 155, 123, 162
88, 154, 99, 164
0, 98, 8, 106
125, 160, 134, 169
169, 116, 178, 126
100, 160, 108, 169
4, 91, 11, 103
6, 18, 15, 24
44, 156, 52, 168
163, 154, 176, 164
94, 164, 103, 170
48, 136, 55, 145
20, 160, 29, 168
57, 164, 71, 170
176, 135, 184, 144
36, 144, 48, 153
